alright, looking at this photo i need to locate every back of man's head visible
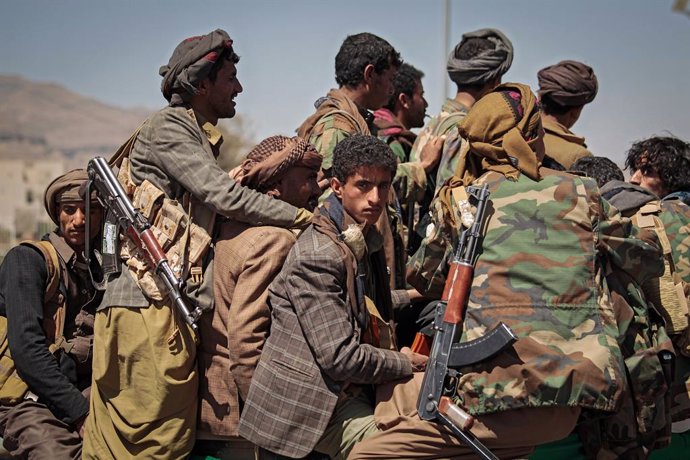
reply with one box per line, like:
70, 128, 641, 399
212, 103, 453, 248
332, 135, 397, 183
447, 28, 513, 90
538, 60, 598, 116
625, 136, 690, 195
569, 156, 624, 188
384, 63, 425, 112
335, 33, 401, 88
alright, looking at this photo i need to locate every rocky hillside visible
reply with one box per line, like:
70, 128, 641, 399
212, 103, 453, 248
0, 74, 151, 163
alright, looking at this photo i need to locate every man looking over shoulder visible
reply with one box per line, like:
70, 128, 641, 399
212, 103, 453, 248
239, 135, 427, 460
195, 135, 321, 459
0, 169, 103, 459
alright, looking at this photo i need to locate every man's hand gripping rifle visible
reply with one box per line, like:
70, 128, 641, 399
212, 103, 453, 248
416, 184, 517, 460
84, 156, 203, 332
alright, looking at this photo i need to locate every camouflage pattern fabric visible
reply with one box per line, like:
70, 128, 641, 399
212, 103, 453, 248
659, 197, 690, 423
409, 98, 470, 193
373, 108, 427, 205
407, 169, 661, 416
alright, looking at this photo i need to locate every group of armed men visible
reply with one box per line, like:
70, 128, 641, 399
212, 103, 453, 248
0, 26, 689, 460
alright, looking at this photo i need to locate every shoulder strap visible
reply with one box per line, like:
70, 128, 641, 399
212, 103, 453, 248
434, 111, 466, 137
108, 120, 147, 168
19, 241, 66, 340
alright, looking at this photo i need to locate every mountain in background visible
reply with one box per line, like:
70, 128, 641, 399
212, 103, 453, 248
0, 74, 152, 165
0, 74, 253, 169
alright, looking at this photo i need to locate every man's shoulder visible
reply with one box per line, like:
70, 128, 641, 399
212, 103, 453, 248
288, 225, 343, 265
145, 105, 200, 132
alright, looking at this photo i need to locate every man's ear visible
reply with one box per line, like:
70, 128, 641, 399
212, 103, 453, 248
196, 77, 211, 96
398, 92, 410, 110
330, 176, 343, 198
363, 64, 375, 84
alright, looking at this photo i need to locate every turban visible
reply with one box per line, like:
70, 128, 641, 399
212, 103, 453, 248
538, 60, 598, 107
160, 29, 234, 105
447, 28, 513, 86
230, 136, 322, 192
437, 83, 544, 229
44, 169, 96, 225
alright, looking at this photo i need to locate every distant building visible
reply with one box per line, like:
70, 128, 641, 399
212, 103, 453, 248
0, 158, 65, 257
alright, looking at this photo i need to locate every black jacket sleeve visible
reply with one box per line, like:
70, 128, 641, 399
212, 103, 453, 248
0, 245, 88, 425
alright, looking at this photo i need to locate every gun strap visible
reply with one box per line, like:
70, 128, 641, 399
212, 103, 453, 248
108, 120, 147, 168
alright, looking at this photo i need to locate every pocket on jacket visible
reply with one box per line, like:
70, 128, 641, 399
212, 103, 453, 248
272, 357, 315, 379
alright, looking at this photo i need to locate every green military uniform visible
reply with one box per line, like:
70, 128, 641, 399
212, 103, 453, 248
409, 98, 470, 194
541, 117, 593, 169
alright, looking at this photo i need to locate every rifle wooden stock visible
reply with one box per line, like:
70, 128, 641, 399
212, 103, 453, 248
443, 262, 473, 325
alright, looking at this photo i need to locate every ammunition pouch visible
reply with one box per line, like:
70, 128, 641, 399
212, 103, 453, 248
118, 159, 212, 305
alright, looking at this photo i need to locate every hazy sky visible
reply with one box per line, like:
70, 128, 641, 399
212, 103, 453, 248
2, 0, 689, 166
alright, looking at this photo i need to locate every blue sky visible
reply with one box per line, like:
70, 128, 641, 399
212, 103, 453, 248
2, 0, 689, 165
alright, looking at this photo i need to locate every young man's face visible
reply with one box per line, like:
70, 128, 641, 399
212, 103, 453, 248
405, 79, 428, 129
629, 157, 668, 198
331, 165, 392, 226
58, 201, 102, 252
207, 59, 243, 121
275, 166, 321, 212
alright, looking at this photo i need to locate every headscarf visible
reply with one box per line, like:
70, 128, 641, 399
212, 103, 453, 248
447, 28, 513, 86
229, 136, 322, 192
44, 169, 96, 225
538, 60, 598, 107
159, 29, 234, 105
437, 83, 544, 228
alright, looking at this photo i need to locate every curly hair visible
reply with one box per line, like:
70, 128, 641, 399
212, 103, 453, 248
335, 33, 402, 88
625, 136, 690, 194
384, 63, 425, 111
332, 134, 397, 183
569, 156, 624, 188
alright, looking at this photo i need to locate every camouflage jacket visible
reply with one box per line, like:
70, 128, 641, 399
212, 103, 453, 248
296, 88, 372, 175
541, 116, 593, 169
602, 183, 690, 421
409, 98, 469, 194
373, 108, 426, 204
407, 170, 662, 415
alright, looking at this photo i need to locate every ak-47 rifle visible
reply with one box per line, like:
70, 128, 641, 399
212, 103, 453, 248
416, 184, 518, 460
84, 156, 203, 331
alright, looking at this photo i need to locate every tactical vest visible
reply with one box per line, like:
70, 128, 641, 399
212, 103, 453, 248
0, 241, 68, 404
107, 115, 213, 305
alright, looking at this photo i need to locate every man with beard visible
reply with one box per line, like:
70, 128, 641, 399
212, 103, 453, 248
194, 136, 321, 459
83, 29, 311, 460
537, 60, 598, 169
0, 170, 103, 459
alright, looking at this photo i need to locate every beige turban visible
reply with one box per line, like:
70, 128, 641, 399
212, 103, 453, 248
44, 169, 95, 225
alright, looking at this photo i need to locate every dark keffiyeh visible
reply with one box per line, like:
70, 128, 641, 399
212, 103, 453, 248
538, 60, 598, 107
160, 29, 234, 105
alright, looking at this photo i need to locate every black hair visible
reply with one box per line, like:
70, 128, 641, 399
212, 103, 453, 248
540, 94, 579, 116
335, 33, 402, 87
332, 134, 397, 183
208, 47, 241, 83
625, 136, 690, 194
384, 63, 425, 111
569, 156, 624, 188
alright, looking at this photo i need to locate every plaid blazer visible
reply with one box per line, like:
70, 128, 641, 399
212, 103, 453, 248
197, 221, 296, 439
238, 224, 412, 458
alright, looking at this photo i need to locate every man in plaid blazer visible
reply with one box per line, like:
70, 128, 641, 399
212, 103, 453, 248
238, 135, 427, 459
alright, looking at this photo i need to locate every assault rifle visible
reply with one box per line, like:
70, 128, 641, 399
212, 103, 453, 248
416, 184, 518, 460
84, 156, 203, 331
